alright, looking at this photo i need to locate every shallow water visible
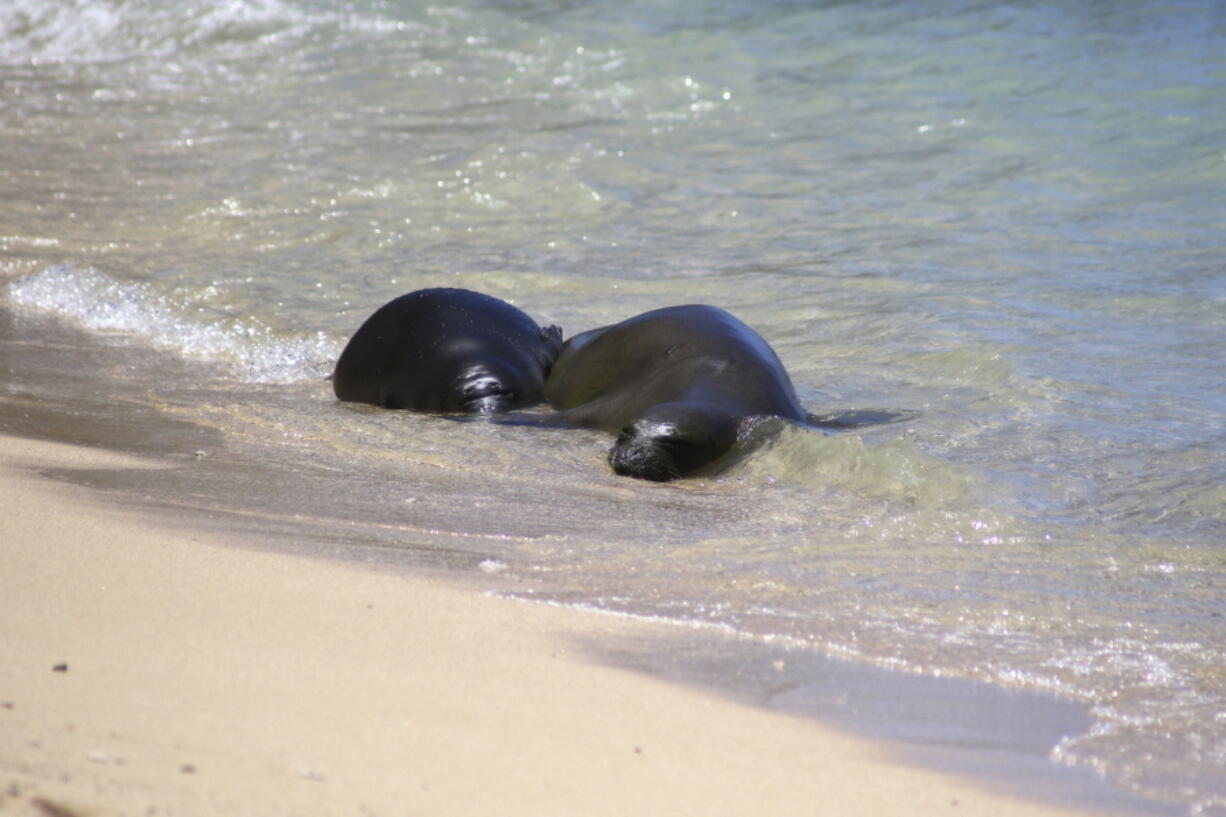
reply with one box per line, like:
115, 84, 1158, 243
3, 0, 1224, 812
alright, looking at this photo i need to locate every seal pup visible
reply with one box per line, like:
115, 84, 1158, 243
333, 288, 562, 414
542, 304, 912, 481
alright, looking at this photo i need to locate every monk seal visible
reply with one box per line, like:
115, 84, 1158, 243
333, 288, 562, 414
541, 304, 912, 481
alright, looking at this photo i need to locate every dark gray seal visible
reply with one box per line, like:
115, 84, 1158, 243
333, 288, 562, 414
542, 304, 911, 481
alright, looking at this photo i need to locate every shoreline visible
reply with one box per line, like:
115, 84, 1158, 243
0, 433, 1173, 817
0, 307, 1180, 816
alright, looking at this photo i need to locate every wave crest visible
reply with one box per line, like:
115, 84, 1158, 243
6, 265, 339, 383
0, 0, 404, 65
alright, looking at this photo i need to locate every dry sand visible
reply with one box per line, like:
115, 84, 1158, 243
1, 434, 1105, 817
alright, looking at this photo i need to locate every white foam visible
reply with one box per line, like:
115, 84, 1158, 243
0, 0, 410, 66
7, 265, 339, 383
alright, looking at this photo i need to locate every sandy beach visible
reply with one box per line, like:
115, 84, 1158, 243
5, 0, 1224, 812
0, 433, 1124, 817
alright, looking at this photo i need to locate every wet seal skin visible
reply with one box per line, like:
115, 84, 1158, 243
333, 288, 562, 414
541, 304, 914, 482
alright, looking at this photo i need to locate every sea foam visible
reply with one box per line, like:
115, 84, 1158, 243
7, 265, 338, 383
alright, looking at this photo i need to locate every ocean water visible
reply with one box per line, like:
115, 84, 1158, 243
2, 0, 1224, 811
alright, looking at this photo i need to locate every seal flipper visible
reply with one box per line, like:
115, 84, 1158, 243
803, 408, 920, 429
555, 323, 611, 356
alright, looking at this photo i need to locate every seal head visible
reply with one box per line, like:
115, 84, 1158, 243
334, 288, 562, 414
608, 402, 740, 481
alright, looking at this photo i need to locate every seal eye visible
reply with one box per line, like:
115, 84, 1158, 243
461, 376, 502, 398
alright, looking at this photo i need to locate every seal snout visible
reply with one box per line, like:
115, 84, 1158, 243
459, 373, 514, 414
464, 393, 513, 413
609, 430, 682, 482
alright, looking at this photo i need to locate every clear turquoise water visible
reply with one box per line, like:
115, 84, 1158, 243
3, 1, 1224, 811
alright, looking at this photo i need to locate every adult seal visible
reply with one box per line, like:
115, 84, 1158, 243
543, 304, 910, 481
333, 288, 562, 414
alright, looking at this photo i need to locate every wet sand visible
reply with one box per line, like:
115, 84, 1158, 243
0, 432, 1129, 817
